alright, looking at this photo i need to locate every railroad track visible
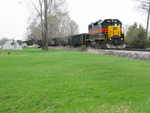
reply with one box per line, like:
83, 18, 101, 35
98, 48, 150, 52
49, 46, 150, 52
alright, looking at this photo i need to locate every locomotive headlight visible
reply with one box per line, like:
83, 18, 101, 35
121, 38, 123, 40
110, 38, 111, 40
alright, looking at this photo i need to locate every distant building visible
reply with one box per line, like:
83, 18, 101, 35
2, 40, 22, 50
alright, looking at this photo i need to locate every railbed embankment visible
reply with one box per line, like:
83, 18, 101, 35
49, 47, 150, 61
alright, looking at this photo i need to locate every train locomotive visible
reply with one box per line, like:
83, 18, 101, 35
86, 19, 126, 48
25, 19, 126, 49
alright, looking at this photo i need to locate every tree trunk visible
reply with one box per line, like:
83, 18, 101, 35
43, 0, 48, 50
41, 15, 44, 50
146, 2, 150, 40
39, 0, 44, 50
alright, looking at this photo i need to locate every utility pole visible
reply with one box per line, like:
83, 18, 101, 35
146, 2, 150, 40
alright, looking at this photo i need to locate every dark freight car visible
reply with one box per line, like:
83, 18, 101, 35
69, 34, 89, 47
49, 38, 60, 46
49, 37, 68, 46
37, 40, 42, 47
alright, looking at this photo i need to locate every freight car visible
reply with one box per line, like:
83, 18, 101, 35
68, 34, 89, 47
86, 19, 126, 48
49, 37, 68, 46
23, 39, 42, 46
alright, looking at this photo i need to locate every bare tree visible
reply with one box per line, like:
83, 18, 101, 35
134, 0, 150, 40
27, 18, 42, 40
27, 12, 79, 40
26, 0, 79, 50
27, 0, 67, 50
29, 0, 46, 49
48, 12, 79, 38
30, 0, 44, 38
68, 20, 79, 36
0, 38, 9, 46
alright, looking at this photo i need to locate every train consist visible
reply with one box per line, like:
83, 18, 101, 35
25, 19, 126, 49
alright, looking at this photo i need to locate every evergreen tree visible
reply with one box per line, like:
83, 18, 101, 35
126, 23, 149, 48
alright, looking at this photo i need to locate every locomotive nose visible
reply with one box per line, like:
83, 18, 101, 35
108, 26, 121, 39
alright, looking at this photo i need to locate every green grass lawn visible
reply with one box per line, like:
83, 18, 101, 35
0, 48, 150, 113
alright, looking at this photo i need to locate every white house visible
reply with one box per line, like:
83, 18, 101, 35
2, 40, 22, 50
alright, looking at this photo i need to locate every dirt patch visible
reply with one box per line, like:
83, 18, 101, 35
0, 52, 4, 56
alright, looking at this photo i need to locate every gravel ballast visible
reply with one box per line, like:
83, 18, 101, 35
49, 47, 150, 61
87, 48, 150, 61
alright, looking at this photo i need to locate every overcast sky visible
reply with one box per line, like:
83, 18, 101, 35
0, 0, 147, 40
66, 0, 147, 33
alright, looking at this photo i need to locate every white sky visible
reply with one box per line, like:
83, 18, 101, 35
0, 0, 29, 40
66, 0, 147, 33
0, 0, 148, 40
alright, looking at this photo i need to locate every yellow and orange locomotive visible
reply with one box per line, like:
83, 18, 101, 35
86, 19, 126, 48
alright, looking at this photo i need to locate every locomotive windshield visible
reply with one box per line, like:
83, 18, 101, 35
102, 19, 122, 27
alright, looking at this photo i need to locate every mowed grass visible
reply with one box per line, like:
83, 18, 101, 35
0, 48, 150, 113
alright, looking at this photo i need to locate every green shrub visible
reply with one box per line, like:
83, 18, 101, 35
80, 44, 87, 51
